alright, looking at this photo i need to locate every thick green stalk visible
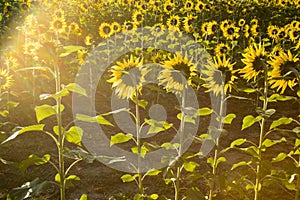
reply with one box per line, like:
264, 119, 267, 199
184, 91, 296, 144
54, 63, 65, 200
254, 62, 268, 200
208, 88, 225, 200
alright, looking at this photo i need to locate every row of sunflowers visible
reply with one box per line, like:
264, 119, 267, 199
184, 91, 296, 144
0, 0, 300, 199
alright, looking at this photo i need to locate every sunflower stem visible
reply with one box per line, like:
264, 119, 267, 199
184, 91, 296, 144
54, 61, 66, 200
135, 92, 144, 195
254, 60, 268, 200
208, 80, 225, 200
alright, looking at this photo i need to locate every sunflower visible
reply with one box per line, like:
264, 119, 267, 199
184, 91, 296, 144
220, 19, 232, 31
0, 69, 13, 90
151, 23, 165, 37
250, 18, 259, 26
268, 50, 300, 94
215, 43, 231, 57
167, 15, 181, 31
251, 24, 259, 37
195, 0, 206, 12
107, 55, 149, 99
99, 22, 113, 39
222, 23, 240, 40
163, 1, 175, 15
240, 42, 267, 82
158, 52, 198, 95
69, 22, 81, 36
243, 24, 251, 38
277, 28, 286, 41
183, 14, 196, 33
4, 3, 13, 17
202, 55, 237, 95
207, 20, 218, 35
201, 22, 210, 35
267, 25, 280, 41
84, 34, 94, 46
111, 22, 121, 34
4, 56, 19, 69
78, 49, 87, 65
50, 17, 66, 33
132, 10, 144, 25
238, 19, 246, 27
122, 21, 137, 35
288, 28, 300, 42
184, 0, 194, 12
270, 45, 284, 57
53, 8, 65, 19
23, 40, 42, 56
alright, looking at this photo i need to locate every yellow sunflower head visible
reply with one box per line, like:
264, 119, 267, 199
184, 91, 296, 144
238, 19, 246, 27
240, 42, 267, 82
215, 43, 231, 57
158, 52, 199, 95
163, 1, 175, 14
151, 23, 165, 37
183, 14, 196, 33
267, 25, 280, 41
50, 17, 67, 33
184, 0, 194, 12
207, 20, 218, 35
132, 10, 144, 25
107, 55, 149, 99
222, 23, 240, 40
202, 55, 237, 96
111, 22, 121, 34
167, 15, 181, 31
99, 22, 113, 39
0, 69, 13, 90
268, 50, 300, 94
23, 40, 42, 57
122, 21, 137, 35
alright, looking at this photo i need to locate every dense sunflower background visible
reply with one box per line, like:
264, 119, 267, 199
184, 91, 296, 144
0, 0, 300, 199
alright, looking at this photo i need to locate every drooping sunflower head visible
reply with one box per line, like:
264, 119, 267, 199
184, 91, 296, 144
107, 55, 149, 99
0, 69, 13, 91
202, 55, 237, 96
99, 22, 113, 39
240, 42, 267, 82
158, 52, 198, 95
268, 50, 300, 94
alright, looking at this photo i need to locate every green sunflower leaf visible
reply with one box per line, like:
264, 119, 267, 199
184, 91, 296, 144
270, 117, 293, 130
35, 104, 56, 123
183, 161, 199, 172
223, 113, 236, 124
110, 133, 132, 146
242, 115, 261, 130
196, 107, 212, 116
65, 126, 83, 146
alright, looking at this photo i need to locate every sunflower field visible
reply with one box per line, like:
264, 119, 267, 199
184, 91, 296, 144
1, 0, 300, 199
